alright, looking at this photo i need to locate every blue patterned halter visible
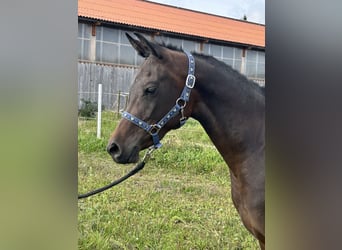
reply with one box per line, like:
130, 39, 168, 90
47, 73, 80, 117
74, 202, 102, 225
122, 51, 196, 149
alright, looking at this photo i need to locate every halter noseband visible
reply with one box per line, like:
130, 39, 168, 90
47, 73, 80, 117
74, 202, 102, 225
122, 51, 196, 149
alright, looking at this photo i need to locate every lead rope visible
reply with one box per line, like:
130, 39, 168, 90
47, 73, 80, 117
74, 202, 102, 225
78, 146, 155, 199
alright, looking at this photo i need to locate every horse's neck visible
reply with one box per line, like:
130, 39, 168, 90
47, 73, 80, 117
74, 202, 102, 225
191, 58, 265, 172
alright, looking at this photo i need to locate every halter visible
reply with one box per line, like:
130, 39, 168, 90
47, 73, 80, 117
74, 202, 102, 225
122, 51, 196, 149
78, 51, 196, 200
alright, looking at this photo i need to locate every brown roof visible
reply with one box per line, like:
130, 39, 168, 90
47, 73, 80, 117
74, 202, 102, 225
78, 0, 265, 48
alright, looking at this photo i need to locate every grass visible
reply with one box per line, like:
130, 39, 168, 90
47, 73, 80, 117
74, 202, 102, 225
78, 111, 259, 249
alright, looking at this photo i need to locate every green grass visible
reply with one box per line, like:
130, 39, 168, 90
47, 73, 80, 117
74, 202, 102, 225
78, 111, 258, 249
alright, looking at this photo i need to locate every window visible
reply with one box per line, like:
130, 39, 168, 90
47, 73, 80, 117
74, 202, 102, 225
256, 63, 265, 79
120, 45, 136, 65
246, 61, 257, 77
233, 59, 242, 72
120, 30, 132, 45
155, 35, 199, 53
96, 26, 119, 63
204, 44, 210, 54
223, 46, 234, 58
210, 44, 222, 58
102, 27, 119, 43
246, 50, 257, 62
96, 42, 119, 62
182, 39, 198, 52
256, 52, 265, 79
245, 50, 265, 79
95, 27, 144, 65
77, 22, 264, 80
203, 43, 244, 73
167, 37, 183, 49
78, 23, 91, 60
232, 48, 243, 71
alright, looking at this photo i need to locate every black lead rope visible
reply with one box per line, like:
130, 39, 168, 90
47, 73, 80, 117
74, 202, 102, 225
78, 147, 154, 200
78, 162, 145, 199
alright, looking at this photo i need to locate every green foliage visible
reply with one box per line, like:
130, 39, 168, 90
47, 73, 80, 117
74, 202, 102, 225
78, 112, 259, 249
78, 99, 103, 118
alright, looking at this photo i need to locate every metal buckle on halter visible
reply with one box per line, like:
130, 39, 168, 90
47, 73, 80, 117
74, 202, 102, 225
148, 124, 161, 135
186, 74, 196, 88
176, 98, 187, 108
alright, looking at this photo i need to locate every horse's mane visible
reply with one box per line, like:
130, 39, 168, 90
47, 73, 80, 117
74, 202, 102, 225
158, 42, 265, 96
193, 52, 265, 96
159, 42, 181, 51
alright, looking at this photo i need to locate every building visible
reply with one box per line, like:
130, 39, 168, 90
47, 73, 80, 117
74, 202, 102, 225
78, 0, 265, 110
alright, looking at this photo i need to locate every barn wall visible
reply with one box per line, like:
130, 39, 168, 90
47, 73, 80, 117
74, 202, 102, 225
78, 61, 265, 112
78, 62, 139, 110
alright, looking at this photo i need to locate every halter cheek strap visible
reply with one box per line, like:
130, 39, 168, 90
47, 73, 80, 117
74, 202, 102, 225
122, 51, 196, 149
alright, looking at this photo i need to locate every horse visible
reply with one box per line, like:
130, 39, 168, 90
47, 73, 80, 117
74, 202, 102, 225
106, 33, 265, 249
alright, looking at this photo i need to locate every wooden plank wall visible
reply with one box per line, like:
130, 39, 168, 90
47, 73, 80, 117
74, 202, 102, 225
78, 61, 265, 111
78, 62, 139, 111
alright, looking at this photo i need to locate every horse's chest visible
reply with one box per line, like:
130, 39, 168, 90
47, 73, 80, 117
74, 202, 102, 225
230, 177, 245, 209
230, 173, 264, 235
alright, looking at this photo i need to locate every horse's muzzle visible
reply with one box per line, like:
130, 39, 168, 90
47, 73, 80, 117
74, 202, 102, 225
106, 141, 139, 164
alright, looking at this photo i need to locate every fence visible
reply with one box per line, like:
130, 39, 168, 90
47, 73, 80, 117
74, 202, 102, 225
251, 78, 265, 87
78, 61, 138, 111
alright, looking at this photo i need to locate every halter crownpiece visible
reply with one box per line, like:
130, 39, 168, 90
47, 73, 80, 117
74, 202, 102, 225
122, 51, 196, 149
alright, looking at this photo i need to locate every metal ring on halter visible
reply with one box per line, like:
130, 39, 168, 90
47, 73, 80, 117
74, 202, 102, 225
148, 124, 161, 135
176, 98, 187, 109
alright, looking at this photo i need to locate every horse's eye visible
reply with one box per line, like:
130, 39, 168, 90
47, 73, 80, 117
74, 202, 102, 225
144, 86, 157, 95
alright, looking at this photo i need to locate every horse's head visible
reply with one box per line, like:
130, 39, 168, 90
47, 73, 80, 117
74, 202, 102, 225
107, 33, 195, 164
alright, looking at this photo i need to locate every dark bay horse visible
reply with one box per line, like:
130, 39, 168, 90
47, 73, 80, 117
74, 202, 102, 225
107, 33, 265, 249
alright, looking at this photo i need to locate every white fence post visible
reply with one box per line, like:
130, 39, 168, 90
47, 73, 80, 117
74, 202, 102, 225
97, 84, 102, 139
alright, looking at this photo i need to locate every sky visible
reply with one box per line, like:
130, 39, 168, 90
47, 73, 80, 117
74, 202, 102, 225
148, 0, 265, 24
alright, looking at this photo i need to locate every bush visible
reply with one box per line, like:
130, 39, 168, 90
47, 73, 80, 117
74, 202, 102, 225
78, 99, 99, 118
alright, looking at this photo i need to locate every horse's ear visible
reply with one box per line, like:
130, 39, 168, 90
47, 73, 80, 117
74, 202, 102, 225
126, 33, 163, 59
133, 33, 162, 59
126, 33, 150, 58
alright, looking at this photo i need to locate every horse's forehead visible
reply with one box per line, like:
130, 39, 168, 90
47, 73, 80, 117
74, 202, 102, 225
136, 59, 164, 81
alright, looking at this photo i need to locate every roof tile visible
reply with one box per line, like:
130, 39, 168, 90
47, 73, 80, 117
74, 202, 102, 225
78, 0, 265, 47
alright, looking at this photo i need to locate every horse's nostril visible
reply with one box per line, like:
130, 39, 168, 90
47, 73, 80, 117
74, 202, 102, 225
107, 142, 121, 157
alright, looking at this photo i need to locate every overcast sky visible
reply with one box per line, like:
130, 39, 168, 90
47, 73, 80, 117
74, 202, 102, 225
148, 0, 265, 24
